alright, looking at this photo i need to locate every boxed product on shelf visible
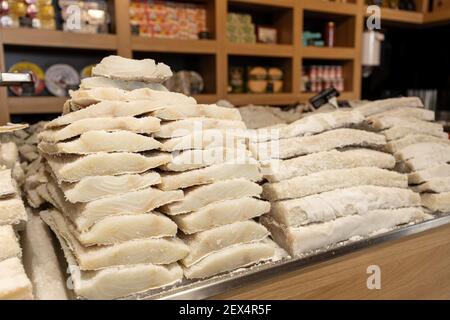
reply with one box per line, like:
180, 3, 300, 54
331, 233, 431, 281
302, 65, 344, 93
59, 0, 110, 34
0, 0, 56, 29
256, 25, 277, 44
229, 66, 283, 94
227, 12, 256, 44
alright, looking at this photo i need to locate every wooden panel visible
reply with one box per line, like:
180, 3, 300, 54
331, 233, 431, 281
227, 43, 294, 57
214, 223, 450, 299
302, 46, 356, 59
423, 10, 450, 23
364, 6, 424, 24
228, 0, 295, 8
303, 0, 358, 15
0, 32, 9, 124
9, 97, 65, 114
132, 37, 217, 54
115, 0, 132, 57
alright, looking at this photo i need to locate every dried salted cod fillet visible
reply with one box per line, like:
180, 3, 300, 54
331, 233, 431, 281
411, 178, 450, 193
39, 117, 160, 142
39, 131, 161, 155
0, 142, 19, 169
0, 257, 33, 300
367, 107, 435, 121
269, 186, 421, 227
181, 221, 269, 267
154, 117, 247, 138
159, 162, 262, 191
403, 152, 450, 172
0, 195, 27, 226
262, 207, 429, 256
256, 110, 364, 142
356, 97, 423, 116
0, 169, 15, 198
80, 76, 168, 91
183, 239, 278, 279
0, 225, 21, 261
92, 55, 172, 82
46, 152, 171, 182
263, 149, 395, 182
172, 197, 270, 234
394, 142, 450, 161
251, 128, 386, 160
421, 192, 450, 213
408, 164, 450, 184
160, 129, 246, 152
262, 167, 407, 201
45, 100, 165, 129
385, 134, 450, 153
161, 178, 262, 215
153, 104, 242, 121
370, 116, 444, 134
382, 126, 448, 141
0, 123, 29, 133
161, 147, 251, 171
40, 209, 189, 270
61, 171, 161, 203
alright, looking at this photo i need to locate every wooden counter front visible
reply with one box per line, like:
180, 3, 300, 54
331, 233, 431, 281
213, 223, 450, 300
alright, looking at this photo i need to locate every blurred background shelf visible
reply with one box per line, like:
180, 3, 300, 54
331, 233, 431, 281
8, 97, 65, 114
131, 37, 218, 54
226, 43, 294, 57
303, 0, 359, 16
302, 46, 356, 59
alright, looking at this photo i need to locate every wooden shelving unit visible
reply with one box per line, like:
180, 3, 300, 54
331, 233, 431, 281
0, 0, 448, 123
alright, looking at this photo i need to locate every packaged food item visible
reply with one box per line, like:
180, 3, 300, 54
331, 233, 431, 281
267, 67, 283, 93
247, 66, 268, 94
59, 0, 109, 34
80, 64, 95, 79
302, 65, 345, 93
8, 61, 45, 96
164, 70, 204, 95
229, 66, 244, 93
227, 12, 256, 44
257, 26, 277, 44
45, 63, 80, 97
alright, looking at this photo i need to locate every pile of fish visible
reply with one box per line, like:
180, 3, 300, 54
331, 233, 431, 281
249, 107, 430, 256
362, 97, 450, 214
0, 123, 33, 299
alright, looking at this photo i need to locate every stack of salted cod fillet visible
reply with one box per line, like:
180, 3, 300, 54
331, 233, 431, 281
249, 109, 429, 256
36, 56, 198, 299
361, 97, 450, 214
0, 124, 33, 300
153, 93, 282, 280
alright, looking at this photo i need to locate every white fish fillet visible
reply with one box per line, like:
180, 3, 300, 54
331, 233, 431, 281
153, 104, 242, 121
269, 186, 421, 227
403, 151, 450, 172
39, 116, 160, 142
262, 167, 408, 201
160, 129, 246, 152
40, 209, 189, 270
154, 117, 247, 138
159, 162, 262, 191
0, 257, 33, 300
255, 110, 364, 142
45, 100, 165, 129
0, 225, 21, 262
356, 97, 423, 116
80, 76, 169, 91
161, 147, 251, 171
382, 126, 447, 141
172, 197, 270, 234
61, 171, 161, 203
183, 239, 277, 279
161, 178, 262, 215
0, 195, 27, 226
385, 134, 450, 153
412, 178, 450, 193
251, 128, 386, 160
408, 164, 450, 184
0, 142, 19, 169
181, 221, 269, 267
263, 149, 395, 182
262, 207, 428, 256
367, 107, 435, 121
370, 116, 444, 134
394, 142, 450, 161
421, 192, 450, 213
92, 55, 172, 82
46, 152, 171, 182
39, 131, 161, 155
0, 169, 15, 198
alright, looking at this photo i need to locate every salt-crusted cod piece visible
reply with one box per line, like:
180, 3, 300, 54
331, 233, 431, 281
45, 152, 171, 182
251, 128, 386, 160
153, 104, 242, 121
269, 186, 421, 226
262, 167, 407, 201
39, 131, 161, 155
370, 116, 444, 135
172, 197, 269, 234
159, 162, 262, 191
183, 239, 279, 279
262, 207, 429, 256
39, 117, 160, 142
80, 76, 168, 91
412, 178, 450, 193
394, 142, 450, 161
0, 257, 33, 300
421, 192, 450, 213
263, 149, 395, 182
0, 225, 21, 261
408, 164, 450, 184
40, 210, 189, 270
61, 171, 161, 203
382, 126, 448, 141
92, 55, 172, 83
367, 107, 435, 121
181, 221, 269, 267
355, 97, 423, 117
385, 134, 450, 153
0, 195, 27, 226
403, 152, 450, 172
0, 169, 16, 197
161, 178, 262, 215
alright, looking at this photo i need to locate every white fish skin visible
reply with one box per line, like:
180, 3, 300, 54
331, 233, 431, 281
46, 152, 171, 183
183, 239, 277, 279
39, 117, 160, 142
370, 116, 444, 133
153, 104, 242, 121
172, 197, 270, 234
38, 131, 162, 155
385, 134, 450, 154
161, 178, 262, 215
181, 221, 270, 267
394, 142, 450, 162
382, 126, 447, 141
367, 107, 435, 121
61, 171, 161, 203
356, 97, 423, 116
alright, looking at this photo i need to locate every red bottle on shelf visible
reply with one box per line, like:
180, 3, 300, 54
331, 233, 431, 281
325, 21, 335, 47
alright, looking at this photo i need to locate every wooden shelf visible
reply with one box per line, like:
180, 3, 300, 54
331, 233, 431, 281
302, 46, 355, 60
193, 94, 219, 104
227, 93, 299, 106
228, 0, 295, 8
303, 0, 358, 15
227, 42, 294, 57
365, 6, 424, 24
8, 96, 65, 114
0, 28, 117, 50
423, 10, 450, 24
131, 37, 217, 54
